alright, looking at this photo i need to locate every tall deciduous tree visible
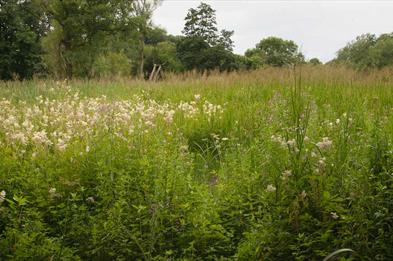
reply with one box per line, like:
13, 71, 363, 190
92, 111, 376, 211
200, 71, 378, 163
132, 0, 162, 78
42, 0, 136, 78
182, 2, 218, 46
371, 33, 393, 68
0, 0, 49, 80
246, 36, 304, 67
334, 33, 393, 69
178, 2, 236, 72
309, 58, 322, 65
335, 33, 377, 70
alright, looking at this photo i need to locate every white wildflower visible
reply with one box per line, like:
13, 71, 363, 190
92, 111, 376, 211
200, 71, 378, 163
318, 157, 326, 168
32, 130, 52, 146
164, 110, 175, 124
271, 135, 287, 148
281, 170, 292, 180
287, 139, 296, 147
266, 184, 276, 192
330, 212, 339, 220
57, 139, 67, 151
0, 190, 6, 203
316, 137, 332, 150
179, 145, 188, 153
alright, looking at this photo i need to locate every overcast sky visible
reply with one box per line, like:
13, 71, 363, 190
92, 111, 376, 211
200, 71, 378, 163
153, 0, 393, 62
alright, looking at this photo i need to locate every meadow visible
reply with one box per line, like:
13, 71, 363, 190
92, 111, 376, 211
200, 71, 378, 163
0, 66, 392, 260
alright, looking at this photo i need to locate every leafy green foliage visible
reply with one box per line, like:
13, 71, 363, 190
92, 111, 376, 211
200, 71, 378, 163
42, 0, 137, 78
92, 52, 131, 77
0, 0, 48, 80
183, 2, 219, 47
177, 2, 237, 72
144, 41, 184, 73
176, 36, 237, 72
0, 0, 329, 79
309, 58, 322, 65
1, 68, 393, 259
335, 33, 393, 69
335, 33, 377, 70
246, 36, 305, 67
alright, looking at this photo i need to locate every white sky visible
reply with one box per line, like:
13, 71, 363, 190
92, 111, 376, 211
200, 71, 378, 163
153, 0, 393, 62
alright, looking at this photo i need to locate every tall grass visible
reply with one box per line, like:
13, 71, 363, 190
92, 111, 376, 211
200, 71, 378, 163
0, 66, 392, 260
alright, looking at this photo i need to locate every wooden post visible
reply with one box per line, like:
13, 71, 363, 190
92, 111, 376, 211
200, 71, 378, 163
149, 64, 157, 81
153, 65, 162, 81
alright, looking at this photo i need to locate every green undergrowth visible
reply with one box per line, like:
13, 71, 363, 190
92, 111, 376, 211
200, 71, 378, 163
0, 71, 393, 260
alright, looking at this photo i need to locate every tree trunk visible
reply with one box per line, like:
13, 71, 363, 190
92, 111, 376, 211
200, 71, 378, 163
60, 39, 73, 79
139, 33, 145, 79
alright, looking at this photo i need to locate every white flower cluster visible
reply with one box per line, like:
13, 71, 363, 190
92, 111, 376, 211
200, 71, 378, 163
177, 97, 223, 119
266, 184, 276, 192
281, 170, 292, 181
316, 137, 333, 150
270, 134, 287, 148
0, 94, 224, 152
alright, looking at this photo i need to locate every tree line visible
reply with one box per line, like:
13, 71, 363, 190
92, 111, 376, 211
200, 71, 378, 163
1, 1, 392, 80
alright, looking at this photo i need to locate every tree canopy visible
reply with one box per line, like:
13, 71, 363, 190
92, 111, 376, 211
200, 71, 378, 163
245, 36, 304, 67
0, 0, 48, 80
334, 33, 393, 69
7, 1, 393, 80
177, 2, 236, 72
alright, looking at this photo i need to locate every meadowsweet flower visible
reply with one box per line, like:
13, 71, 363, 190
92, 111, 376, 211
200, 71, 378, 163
318, 157, 326, 168
194, 94, 201, 100
179, 145, 188, 153
266, 184, 276, 192
0, 190, 6, 203
0, 94, 224, 153
164, 110, 175, 124
330, 212, 339, 219
32, 130, 52, 146
57, 139, 67, 151
11, 132, 28, 145
271, 135, 287, 148
316, 137, 332, 150
287, 139, 296, 147
282, 170, 292, 180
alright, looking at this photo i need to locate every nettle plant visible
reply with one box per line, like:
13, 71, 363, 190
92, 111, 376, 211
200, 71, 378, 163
236, 80, 374, 260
